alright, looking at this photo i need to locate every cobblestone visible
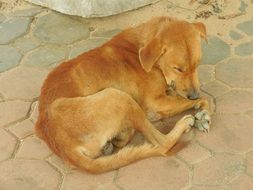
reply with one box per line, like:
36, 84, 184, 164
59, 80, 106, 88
1, 1, 253, 189
0, 18, 31, 44
34, 12, 90, 44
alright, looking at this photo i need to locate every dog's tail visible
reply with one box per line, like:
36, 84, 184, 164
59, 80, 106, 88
65, 143, 163, 174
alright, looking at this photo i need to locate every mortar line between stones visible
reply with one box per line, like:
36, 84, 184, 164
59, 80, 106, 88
45, 159, 65, 190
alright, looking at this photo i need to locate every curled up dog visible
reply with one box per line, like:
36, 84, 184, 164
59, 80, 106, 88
35, 17, 211, 173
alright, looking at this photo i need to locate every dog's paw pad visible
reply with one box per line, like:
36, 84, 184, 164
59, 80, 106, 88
194, 110, 211, 133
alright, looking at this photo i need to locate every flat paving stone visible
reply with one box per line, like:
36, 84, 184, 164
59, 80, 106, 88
30, 101, 39, 123
246, 109, 253, 119
216, 90, 253, 113
237, 19, 253, 36
0, 18, 31, 44
229, 30, 243, 40
23, 46, 66, 67
0, 159, 61, 190
235, 40, 253, 56
190, 186, 227, 190
193, 153, 244, 185
13, 36, 41, 53
177, 142, 211, 165
8, 119, 34, 139
47, 155, 73, 174
92, 29, 122, 38
0, 67, 48, 100
246, 151, 253, 176
8, 7, 42, 17
63, 170, 117, 190
116, 157, 189, 190
34, 12, 90, 44
201, 36, 230, 65
198, 65, 215, 85
196, 114, 253, 153
69, 38, 109, 59
16, 136, 51, 159
201, 80, 230, 97
239, 0, 248, 12
0, 13, 6, 22
0, 129, 16, 161
0, 100, 31, 127
0, 45, 22, 73
216, 58, 253, 88
229, 174, 253, 190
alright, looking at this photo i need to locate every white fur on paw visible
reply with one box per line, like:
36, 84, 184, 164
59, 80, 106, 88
182, 115, 195, 133
194, 110, 211, 133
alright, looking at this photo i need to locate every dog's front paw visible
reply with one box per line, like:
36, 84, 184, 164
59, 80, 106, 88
194, 110, 211, 133
176, 115, 195, 133
194, 98, 209, 111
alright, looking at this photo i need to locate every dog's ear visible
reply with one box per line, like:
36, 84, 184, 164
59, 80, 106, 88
139, 38, 165, 72
193, 22, 207, 43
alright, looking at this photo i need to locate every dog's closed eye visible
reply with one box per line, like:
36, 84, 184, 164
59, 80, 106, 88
173, 67, 183, 73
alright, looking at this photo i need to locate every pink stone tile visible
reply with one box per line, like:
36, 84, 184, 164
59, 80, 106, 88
196, 114, 253, 153
0, 100, 31, 127
0, 159, 61, 190
177, 142, 211, 165
216, 90, 253, 113
193, 153, 244, 185
16, 136, 52, 159
0, 129, 17, 161
229, 174, 253, 190
246, 151, 253, 176
0, 67, 48, 100
190, 185, 226, 190
62, 170, 116, 190
47, 155, 74, 174
8, 119, 35, 139
116, 157, 190, 190
201, 80, 230, 98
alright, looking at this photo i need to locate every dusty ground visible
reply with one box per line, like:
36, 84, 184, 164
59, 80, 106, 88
1, 0, 253, 189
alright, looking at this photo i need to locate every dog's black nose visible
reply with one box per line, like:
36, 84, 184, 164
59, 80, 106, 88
187, 91, 200, 100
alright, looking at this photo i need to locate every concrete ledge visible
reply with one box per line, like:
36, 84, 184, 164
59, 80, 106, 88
26, 0, 159, 17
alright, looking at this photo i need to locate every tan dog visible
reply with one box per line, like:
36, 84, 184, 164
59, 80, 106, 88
36, 17, 210, 173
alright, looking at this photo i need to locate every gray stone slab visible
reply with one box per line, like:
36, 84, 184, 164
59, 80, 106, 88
0, 46, 22, 73
34, 12, 90, 44
92, 29, 122, 38
239, 1, 248, 12
229, 30, 243, 40
23, 46, 66, 67
237, 19, 253, 36
0, 18, 31, 44
8, 7, 43, 17
198, 65, 215, 85
13, 36, 41, 53
69, 38, 109, 59
216, 58, 253, 88
235, 40, 253, 56
201, 36, 230, 65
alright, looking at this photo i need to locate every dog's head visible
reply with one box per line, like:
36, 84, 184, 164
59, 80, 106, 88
139, 20, 207, 100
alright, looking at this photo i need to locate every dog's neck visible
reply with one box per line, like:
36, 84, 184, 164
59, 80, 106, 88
119, 17, 175, 49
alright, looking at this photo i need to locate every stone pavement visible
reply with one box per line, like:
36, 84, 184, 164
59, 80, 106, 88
0, 0, 253, 189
